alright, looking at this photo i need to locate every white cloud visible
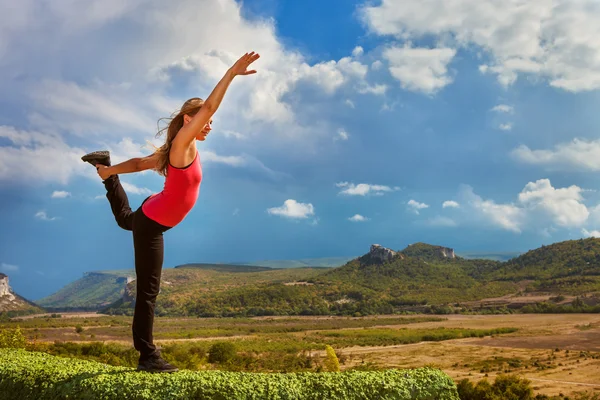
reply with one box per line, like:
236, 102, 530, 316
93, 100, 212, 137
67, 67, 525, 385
426, 216, 457, 227
407, 199, 429, 214
360, 0, 600, 92
348, 214, 369, 222
457, 179, 591, 233
345, 99, 355, 108
442, 200, 460, 208
35, 211, 58, 221
335, 129, 349, 141
382, 44, 456, 94
0, 126, 88, 185
492, 104, 514, 113
0, 0, 381, 190
352, 46, 364, 57
120, 181, 152, 196
200, 150, 246, 167
0, 263, 19, 273
357, 83, 388, 95
222, 130, 245, 140
582, 228, 600, 238
51, 191, 71, 198
336, 181, 397, 196
511, 138, 600, 171
517, 179, 589, 228
459, 185, 524, 233
267, 199, 315, 219
499, 123, 512, 131
371, 60, 383, 70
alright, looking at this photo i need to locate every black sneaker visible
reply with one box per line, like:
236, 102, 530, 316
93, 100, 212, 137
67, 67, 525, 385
82, 150, 111, 167
137, 355, 179, 373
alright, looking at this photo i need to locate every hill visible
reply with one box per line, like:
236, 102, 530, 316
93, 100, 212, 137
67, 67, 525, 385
36, 258, 349, 310
35, 239, 600, 317
36, 270, 135, 310
0, 274, 44, 317
486, 238, 600, 293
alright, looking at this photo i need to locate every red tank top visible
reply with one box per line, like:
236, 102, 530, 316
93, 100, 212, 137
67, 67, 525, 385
142, 152, 202, 227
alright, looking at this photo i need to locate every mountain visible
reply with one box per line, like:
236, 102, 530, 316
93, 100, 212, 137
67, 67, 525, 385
235, 257, 356, 269
486, 238, 600, 293
36, 270, 135, 310
36, 258, 350, 310
0, 273, 44, 317
35, 239, 600, 317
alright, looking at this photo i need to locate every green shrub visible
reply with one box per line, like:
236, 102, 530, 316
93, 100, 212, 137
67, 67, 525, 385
208, 342, 236, 364
0, 327, 26, 349
324, 345, 340, 372
0, 348, 459, 400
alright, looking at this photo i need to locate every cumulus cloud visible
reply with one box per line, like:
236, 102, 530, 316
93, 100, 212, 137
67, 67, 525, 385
35, 211, 58, 221
0, 126, 88, 185
442, 200, 460, 208
348, 214, 369, 222
335, 129, 349, 141
360, 0, 600, 92
267, 199, 315, 219
511, 138, 600, 171
0, 0, 380, 189
51, 191, 71, 198
457, 179, 594, 233
382, 44, 456, 94
120, 181, 152, 196
492, 104, 514, 113
517, 179, 589, 227
499, 123, 513, 131
458, 185, 524, 233
336, 182, 397, 196
407, 199, 429, 214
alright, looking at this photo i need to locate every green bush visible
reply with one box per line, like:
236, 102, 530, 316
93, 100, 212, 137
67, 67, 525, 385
208, 342, 236, 364
0, 327, 26, 349
457, 374, 534, 400
0, 348, 459, 400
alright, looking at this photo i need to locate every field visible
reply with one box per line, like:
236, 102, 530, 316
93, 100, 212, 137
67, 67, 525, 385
4, 312, 600, 397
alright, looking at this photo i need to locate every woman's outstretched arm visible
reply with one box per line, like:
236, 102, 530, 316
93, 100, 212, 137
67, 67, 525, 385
172, 51, 260, 149
98, 153, 158, 180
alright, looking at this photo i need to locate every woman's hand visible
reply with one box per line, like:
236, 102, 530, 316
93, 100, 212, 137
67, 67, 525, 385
229, 52, 260, 76
97, 165, 112, 180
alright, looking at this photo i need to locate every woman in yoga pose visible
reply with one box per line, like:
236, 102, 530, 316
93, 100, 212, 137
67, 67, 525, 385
82, 51, 260, 373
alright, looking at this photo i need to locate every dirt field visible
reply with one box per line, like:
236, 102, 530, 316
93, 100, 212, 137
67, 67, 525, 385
326, 314, 600, 397
11, 312, 600, 396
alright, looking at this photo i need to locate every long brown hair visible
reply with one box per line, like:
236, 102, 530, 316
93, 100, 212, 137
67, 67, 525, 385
154, 97, 204, 176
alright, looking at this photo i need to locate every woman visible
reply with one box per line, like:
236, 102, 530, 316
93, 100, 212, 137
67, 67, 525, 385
81, 51, 260, 373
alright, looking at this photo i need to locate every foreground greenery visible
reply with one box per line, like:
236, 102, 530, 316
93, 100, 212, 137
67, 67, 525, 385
0, 348, 459, 400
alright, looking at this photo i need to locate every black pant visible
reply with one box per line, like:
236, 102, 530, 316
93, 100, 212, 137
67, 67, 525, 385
103, 175, 170, 361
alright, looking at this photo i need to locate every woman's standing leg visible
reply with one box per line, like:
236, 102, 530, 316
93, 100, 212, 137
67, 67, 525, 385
131, 207, 177, 372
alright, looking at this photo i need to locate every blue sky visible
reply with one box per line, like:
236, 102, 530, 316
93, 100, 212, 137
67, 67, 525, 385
3, 0, 600, 300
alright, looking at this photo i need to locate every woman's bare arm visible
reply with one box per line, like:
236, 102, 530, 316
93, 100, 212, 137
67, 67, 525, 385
98, 153, 158, 179
172, 52, 260, 150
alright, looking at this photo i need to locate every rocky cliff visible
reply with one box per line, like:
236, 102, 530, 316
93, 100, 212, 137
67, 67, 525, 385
0, 273, 43, 314
0, 273, 14, 300
369, 244, 403, 262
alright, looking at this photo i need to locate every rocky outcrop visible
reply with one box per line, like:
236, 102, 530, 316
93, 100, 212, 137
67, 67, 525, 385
0, 273, 15, 300
369, 244, 403, 262
435, 247, 455, 259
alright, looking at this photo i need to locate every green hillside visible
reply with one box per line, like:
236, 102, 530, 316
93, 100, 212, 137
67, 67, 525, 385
486, 238, 600, 293
37, 239, 600, 317
237, 257, 356, 269
36, 270, 135, 310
